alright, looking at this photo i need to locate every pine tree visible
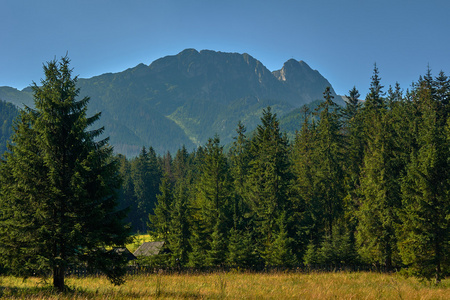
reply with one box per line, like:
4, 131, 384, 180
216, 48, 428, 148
291, 106, 318, 257
172, 145, 189, 182
244, 107, 291, 260
0, 57, 130, 291
363, 63, 385, 112
229, 121, 251, 231
116, 154, 136, 228
312, 87, 345, 235
357, 68, 401, 271
398, 74, 450, 283
167, 181, 190, 266
226, 227, 257, 267
190, 136, 232, 266
130, 146, 161, 232
264, 212, 297, 266
342, 86, 363, 188
149, 175, 173, 242
341, 87, 363, 251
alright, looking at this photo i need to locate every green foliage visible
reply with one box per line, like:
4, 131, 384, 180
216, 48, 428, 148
0, 57, 130, 290
149, 175, 173, 241
0, 100, 18, 156
356, 68, 401, 271
226, 228, 257, 267
398, 73, 450, 283
244, 107, 292, 255
2, 50, 337, 157
130, 147, 161, 233
116, 67, 450, 284
264, 213, 297, 267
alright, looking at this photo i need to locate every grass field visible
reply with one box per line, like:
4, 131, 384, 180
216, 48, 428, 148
0, 271, 448, 299
126, 234, 154, 253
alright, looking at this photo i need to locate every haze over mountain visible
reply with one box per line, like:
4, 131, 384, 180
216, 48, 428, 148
0, 49, 341, 157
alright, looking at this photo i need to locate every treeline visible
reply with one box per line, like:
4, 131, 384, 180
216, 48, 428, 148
117, 66, 449, 283
0, 100, 18, 155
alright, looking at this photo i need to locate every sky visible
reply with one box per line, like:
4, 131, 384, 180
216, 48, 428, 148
1, 0, 450, 97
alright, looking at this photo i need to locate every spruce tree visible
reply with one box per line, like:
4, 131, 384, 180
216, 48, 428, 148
244, 107, 291, 261
398, 74, 450, 283
341, 87, 363, 252
357, 68, 401, 271
313, 87, 345, 235
167, 181, 190, 266
190, 137, 232, 266
226, 227, 257, 267
291, 106, 318, 257
131, 146, 161, 232
229, 121, 251, 231
149, 175, 174, 242
264, 212, 297, 267
0, 57, 129, 290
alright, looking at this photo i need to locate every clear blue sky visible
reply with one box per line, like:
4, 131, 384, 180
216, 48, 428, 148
1, 0, 449, 97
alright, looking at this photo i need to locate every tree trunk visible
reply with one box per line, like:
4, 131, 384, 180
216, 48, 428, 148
435, 236, 441, 284
436, 261, 441, 284
53, 265, 65, 291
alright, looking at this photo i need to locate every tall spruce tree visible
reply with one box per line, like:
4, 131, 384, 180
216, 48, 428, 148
313, 87, 345, 235
131, 146, 161, 233
167, 180, 190, 266
227, 122, 258, 266
357, 67, 401, 271
190, 137, 232, 266
398, 74, 450, 283
149, 175, 174, 242
244, 107, 292, 262
0, 57, 130, 291
291, 106, 319, 257
228, 121, 251, 231
341, 87, 363, 246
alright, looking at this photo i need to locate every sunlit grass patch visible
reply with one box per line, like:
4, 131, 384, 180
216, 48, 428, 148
125, 233, 155, 253
0, 271, 448, 299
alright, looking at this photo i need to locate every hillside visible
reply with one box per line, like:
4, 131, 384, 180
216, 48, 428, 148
0, 49, 341, 156
0, 100, 19, 156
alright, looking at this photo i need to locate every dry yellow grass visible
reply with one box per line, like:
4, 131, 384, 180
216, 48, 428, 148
0, 271, 448, 299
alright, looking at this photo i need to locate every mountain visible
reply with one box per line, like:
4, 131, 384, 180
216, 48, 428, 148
0, 49, 340, 156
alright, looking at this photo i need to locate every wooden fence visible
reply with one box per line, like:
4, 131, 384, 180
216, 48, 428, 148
65, 263, 387, 278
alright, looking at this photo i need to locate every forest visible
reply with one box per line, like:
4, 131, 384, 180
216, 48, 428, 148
116, 66, 450, 283
0, 100, 18, 155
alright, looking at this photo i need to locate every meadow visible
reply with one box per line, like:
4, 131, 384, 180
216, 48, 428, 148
0, 271, 448, 299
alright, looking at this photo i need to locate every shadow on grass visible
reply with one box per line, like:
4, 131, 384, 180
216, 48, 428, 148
0, 285, 202, 299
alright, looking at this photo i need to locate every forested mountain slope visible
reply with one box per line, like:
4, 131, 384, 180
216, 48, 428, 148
0, 49, 340, 156
0, 100, 19, 156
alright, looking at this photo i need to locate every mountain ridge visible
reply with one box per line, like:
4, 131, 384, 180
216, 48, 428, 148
0, 49, 341, 156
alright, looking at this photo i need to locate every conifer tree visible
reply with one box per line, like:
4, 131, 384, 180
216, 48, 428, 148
398, 74, 450, 283
229, 121, 251, 231
167, 181, 190, 266
264, 212, 297, 266
291, 106, 318, 256
342, 86, 363, 187
357, 68, 401, 271
149, 175, 173, 242
226, 227, 257, 267
312, 87, 345, 235
131, 146, 161, 232
341, 87, 363, 245
190, 137, 232, 266
244, 107, 291, 260
0, 57, 129, 290
172, 145, 189, 182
